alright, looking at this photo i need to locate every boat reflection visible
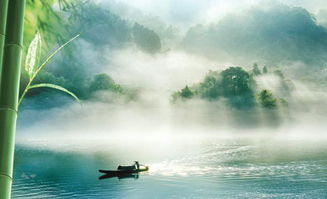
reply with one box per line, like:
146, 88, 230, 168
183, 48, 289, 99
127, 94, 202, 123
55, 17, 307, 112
99, 173, 139, 180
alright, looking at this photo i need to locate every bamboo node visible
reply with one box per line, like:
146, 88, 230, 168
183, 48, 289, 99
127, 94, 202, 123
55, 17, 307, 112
0, 107, 18, 114
5, 43, 23, 49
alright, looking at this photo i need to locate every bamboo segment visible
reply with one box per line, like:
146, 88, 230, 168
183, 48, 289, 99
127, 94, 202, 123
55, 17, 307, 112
0, 109, 17, 199
0, 0, 26, 198
0, 0, 9, 34
0, 0, 9, 81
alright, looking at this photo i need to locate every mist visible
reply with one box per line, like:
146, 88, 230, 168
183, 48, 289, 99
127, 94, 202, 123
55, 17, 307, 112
10, 2, 327, 198
18, 0, 327, 145
18, 49, 327, 142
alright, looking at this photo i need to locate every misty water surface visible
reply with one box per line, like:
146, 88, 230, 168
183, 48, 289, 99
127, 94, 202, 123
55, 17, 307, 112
12, 134, 327, 199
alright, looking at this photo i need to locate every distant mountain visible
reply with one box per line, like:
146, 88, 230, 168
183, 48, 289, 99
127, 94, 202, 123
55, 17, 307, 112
69, 2, 162, 53
183, 3, 327, 67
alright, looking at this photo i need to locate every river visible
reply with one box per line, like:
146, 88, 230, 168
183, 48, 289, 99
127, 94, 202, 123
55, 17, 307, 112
12, 134, 327, 199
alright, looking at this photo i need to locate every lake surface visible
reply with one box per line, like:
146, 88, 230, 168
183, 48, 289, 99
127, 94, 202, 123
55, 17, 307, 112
12, 134, 327, 199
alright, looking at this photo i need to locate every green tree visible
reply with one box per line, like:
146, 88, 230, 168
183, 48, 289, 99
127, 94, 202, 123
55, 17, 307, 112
172, 85, 194, 102
89, 73, 122, 94
220, 67, 255, 109
133, 23, 161, 54
263, 66, 268, 73
257, 89, 277, 109
198, 70, 221, 100
180, 86, 193, 99
252, 63, 261, 75
221, 67, 252, 96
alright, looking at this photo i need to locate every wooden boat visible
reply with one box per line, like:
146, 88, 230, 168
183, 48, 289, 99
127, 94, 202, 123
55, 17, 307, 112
99, 165, 149, 175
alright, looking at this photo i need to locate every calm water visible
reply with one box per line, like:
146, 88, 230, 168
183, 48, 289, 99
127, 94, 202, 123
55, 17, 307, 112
12, 135, 327, 199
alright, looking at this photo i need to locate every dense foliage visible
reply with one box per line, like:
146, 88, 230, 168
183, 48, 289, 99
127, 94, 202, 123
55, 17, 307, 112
21, 0, 162, 108
23, 0, 299, 115
256, 89, 277, 109
133, 23, 161, 53
89, 74, 123, 95
173, 65, 291, 110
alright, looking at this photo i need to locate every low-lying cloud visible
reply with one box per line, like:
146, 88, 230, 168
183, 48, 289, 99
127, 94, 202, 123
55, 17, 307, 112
18, 0, 327, 140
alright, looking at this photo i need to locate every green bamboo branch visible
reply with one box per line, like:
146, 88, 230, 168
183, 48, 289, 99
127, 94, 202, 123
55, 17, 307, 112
29, 83, 80, 102
32, 34, 80, 81
18, 34, 80, 107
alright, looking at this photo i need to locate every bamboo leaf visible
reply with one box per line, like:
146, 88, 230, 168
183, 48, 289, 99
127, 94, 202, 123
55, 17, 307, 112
29, 83, 80, 102
25, 32, 41, 78
36, 32, 42, 70
33, 34, 80, 80
19, 34, 80, 107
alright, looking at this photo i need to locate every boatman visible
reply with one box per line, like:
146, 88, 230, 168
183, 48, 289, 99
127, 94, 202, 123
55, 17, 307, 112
135, 161, 140, 170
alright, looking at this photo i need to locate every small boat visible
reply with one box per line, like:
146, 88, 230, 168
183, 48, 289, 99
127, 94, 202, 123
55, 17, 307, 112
99, 164, 149, 175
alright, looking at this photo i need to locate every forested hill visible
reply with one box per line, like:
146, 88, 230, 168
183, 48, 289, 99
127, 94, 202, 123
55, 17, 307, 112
172, 64, 292, 127
21, 0, 162, 109
21, 0, 327, 116
25, 0, 162, 53
183, 3, 327, 66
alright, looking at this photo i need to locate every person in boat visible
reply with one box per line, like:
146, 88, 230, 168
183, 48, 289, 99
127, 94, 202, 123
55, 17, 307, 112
134, 161, 140, 170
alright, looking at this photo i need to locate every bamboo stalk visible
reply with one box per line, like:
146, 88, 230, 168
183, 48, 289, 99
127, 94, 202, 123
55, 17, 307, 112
0, 0, 26, 198
0, 0, 9, 82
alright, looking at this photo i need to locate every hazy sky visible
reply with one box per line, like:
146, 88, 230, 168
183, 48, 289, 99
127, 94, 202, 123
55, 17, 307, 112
101, 0, 327, 27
